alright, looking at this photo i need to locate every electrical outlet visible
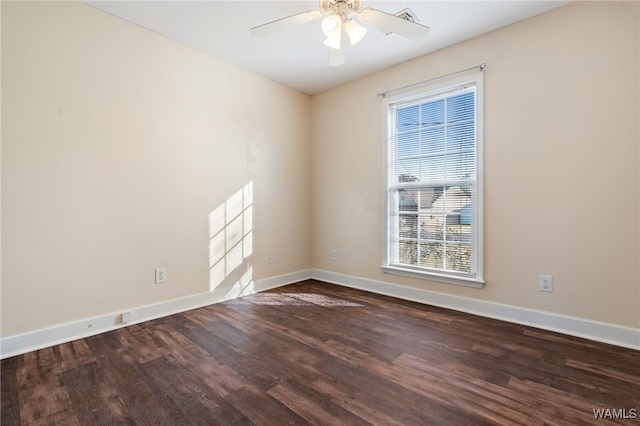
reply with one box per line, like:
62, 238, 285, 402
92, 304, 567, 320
268, 253, 275, 265
330, 249, 337, 261
539, 275, 553, 292
155, 267, 167, 284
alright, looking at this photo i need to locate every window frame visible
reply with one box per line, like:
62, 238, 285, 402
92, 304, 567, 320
381, 70, 484, 288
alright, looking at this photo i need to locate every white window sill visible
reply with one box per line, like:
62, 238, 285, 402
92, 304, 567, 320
381, 265, 484, 289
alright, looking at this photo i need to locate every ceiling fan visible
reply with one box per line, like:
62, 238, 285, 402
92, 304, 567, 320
250, 0, 430, 67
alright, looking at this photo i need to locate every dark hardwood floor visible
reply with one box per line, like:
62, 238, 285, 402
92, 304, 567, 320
2, 280, 639, 425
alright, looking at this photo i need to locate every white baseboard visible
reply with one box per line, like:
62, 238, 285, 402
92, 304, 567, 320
0, 269, 311, 359
311, 269, 640, 350
3, 268, 637, 358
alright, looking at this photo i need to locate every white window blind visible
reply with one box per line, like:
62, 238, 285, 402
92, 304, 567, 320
383, 71, 484, 287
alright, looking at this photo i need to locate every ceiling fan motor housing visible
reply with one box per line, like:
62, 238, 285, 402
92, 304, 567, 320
320, 0, 363, 14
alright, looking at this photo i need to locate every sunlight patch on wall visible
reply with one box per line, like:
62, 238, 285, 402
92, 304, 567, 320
209, 182, 253, 294
223, 266, 254, 300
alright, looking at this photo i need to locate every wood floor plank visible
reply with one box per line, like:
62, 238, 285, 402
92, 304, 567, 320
140, 354, 249, 425
115, 375, 194, 426
83, 341, 146, 389
224, 385, 309, 425
308, 346, 470, 424
113, 324, 168, 364
2, 279, 638, 425
506, 376, 625, 425
267, 379, 371, 426
60, 361, 134, 425
51, 339, 94, 373
1, 357, 21, 426
311, 373, 468, 426
393, 352, 549, 425
150, 323, 247, 397
16, 348, 76, 424
565, 358, 640, 385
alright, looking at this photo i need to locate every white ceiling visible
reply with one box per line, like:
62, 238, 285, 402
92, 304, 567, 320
85, 1, 570, 95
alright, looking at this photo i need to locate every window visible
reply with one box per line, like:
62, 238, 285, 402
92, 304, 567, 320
382, 71, 484, 287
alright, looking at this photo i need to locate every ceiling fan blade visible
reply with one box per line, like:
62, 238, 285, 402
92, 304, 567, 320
358, 8, 430, 40
250, 10, 322, 37
328, 47, 345, 67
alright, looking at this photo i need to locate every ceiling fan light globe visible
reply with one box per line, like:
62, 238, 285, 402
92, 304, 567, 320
345, 19, 366, 45
323, 35, 342, 50
322, 14, 342, 37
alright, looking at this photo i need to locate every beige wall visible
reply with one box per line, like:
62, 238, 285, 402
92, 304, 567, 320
1, 1, 311, 336
311, 1, 640, 328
